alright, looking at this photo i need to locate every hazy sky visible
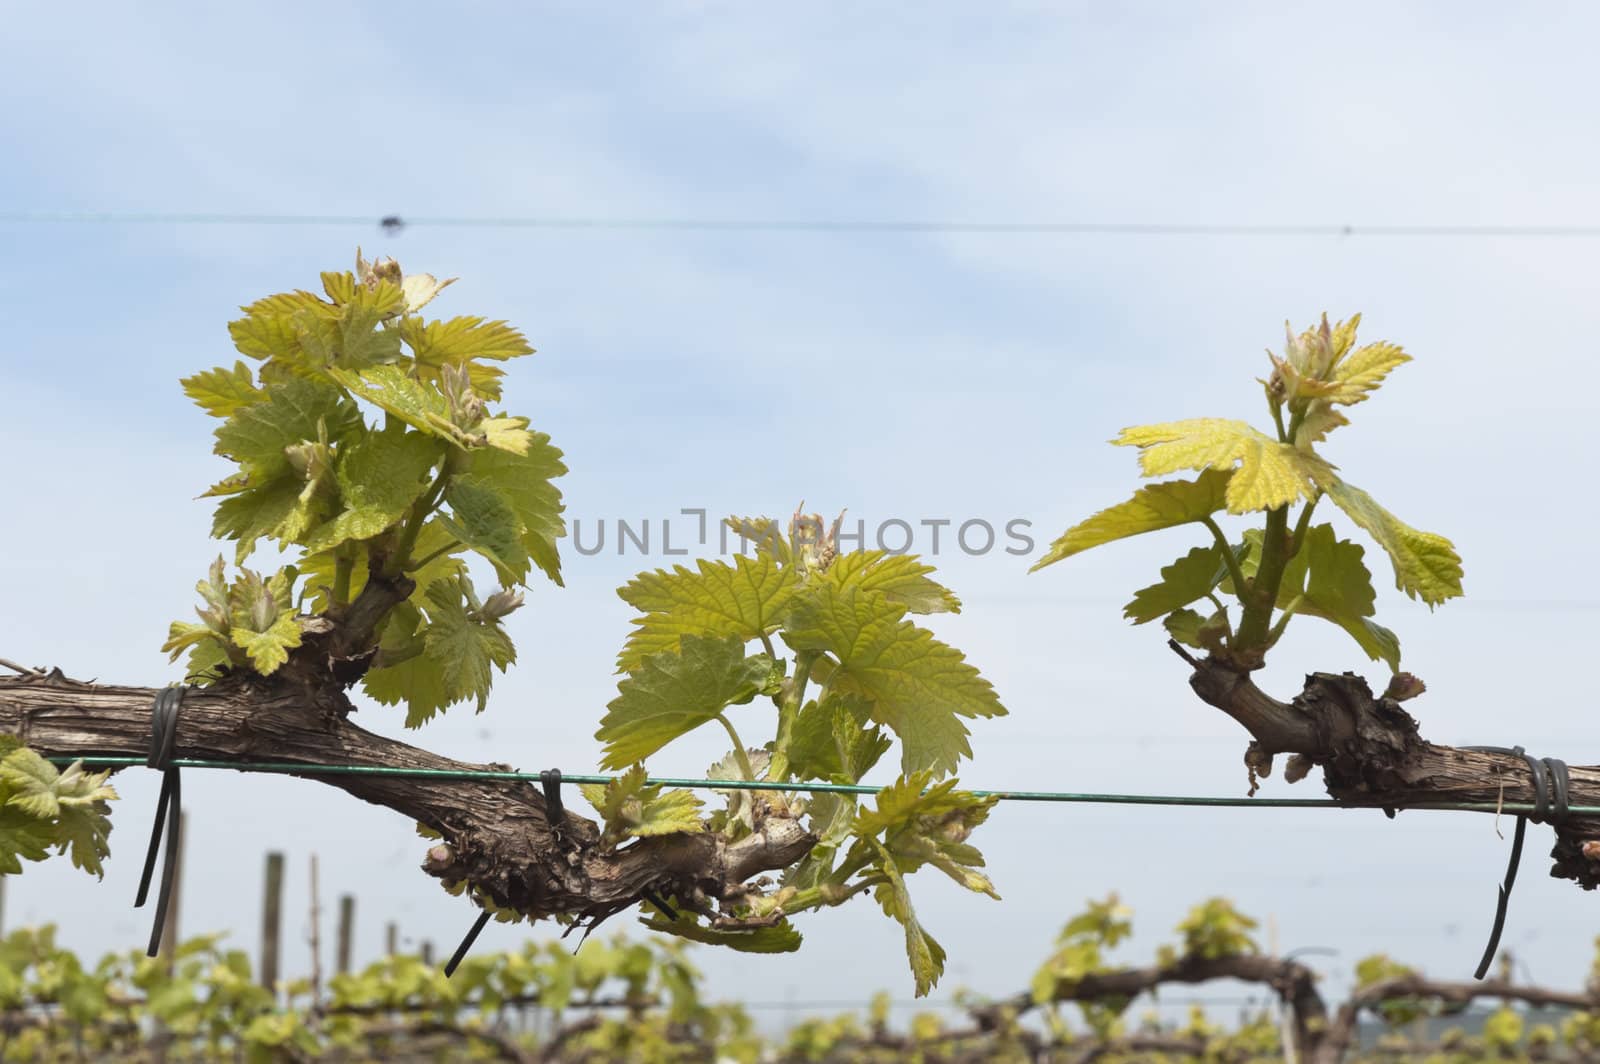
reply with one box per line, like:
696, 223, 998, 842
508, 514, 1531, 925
4, 1, 1600, 1029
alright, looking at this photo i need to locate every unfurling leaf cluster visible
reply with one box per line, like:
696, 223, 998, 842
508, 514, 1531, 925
1034, 314, 1464, 674
167, 252, 566, 725
0, 739, 117, 880
588, 513, 1006, 995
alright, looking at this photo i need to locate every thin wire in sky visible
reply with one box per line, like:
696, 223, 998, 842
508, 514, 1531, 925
5, 210, 1600, 238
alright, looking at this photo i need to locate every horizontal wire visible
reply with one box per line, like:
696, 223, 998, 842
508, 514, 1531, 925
6, 211, 1600, 238
52, 756, 1600, 816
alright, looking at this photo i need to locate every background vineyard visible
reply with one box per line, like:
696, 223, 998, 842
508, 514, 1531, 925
0, 853, 1593, 1062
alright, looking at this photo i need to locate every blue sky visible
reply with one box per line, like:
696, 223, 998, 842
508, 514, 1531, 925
4, 0, 1600, 1026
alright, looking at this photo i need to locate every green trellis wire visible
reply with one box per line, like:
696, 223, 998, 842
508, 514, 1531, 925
49, 756, 1600, 817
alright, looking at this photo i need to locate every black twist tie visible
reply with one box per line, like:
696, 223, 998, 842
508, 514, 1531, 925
444, 769, 568, 978
135, 686, 186, 958
540, 769, 566, 840
1461, 745, 1571, 980
443, 910, 491, 978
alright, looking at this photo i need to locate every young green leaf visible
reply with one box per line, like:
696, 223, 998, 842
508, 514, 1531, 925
229, 612, 303, 675
577, 766, 704, 846
782, 585, 1004, 777
597, 635, 774, 770
0, 805, 54, 875
1032, 469, 1233, 571
213, 377, 361, 484
1322, 341, 1410, 406
1115, 419, 1331, 513
639, 910, 803, 954
465, 436, 567, 586
51, 762, 118, 878
180, 361, 264, 419
422, 577, 516, 712
402, 316, 533, 402
1318, 477, 1464, 606
439, 475, 531, 584
822, 551, 961, 615
303, 425, 440, 554
293, 280, 404, 367
786, 693, 890, 784
326, 364, 458, 441
363, 645, 451, 728
856, 773, 1000, 900
228, 288, 331, 363
1123, 545, 1227, 624
1278, 524, 1401, 669
1163, 607, 1209, 649
616, 555, 798, 673
869, 839, 947, 997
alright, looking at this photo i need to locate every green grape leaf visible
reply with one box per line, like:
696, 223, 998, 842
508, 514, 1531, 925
302, 522, 465, 614
1278, 524, 1401, 670
597, 635, 773, 770
0, 806, 54, 875
229, 611, 303, 675
857, 773, 999, 899
439, 475, 531, 584
1115, 419, 1331, 514
466, 435, 568, 586
1032, 469, 1233, 571
577, 765, 704, 845
304, 425, 440, 554
0, 753, 117, 879
1294, 402, 1351, 448
182, 637, 232, 685
724, 515, 791, 564
639, 910, 802, 954
786, 693, 889, 783
0, 748, 68, 819
228, 289, 331, 362
402, 316, 532, 402
782, 585, 1004, 777
423, 577, 516, 713
1324, 341, 1410, 406
363, 652, 450, 729
1176, 897, 1259, 958
1318, 477, 1464, 606
617, 555, 798, 674
213, 377, 361, 482
211, 479, 303, 559
293, 281, 404, 368
869, 839, 947, 997
823, 551, 961, 614
1163, 607, 1208, 649
326, 364, 461, 441
161, 622, 224, 663
209, 378, 362, 556
1123, 545, 1227, 624
52, 762, 117, 878
180, 361, 263, 419
478, 415, 534, 455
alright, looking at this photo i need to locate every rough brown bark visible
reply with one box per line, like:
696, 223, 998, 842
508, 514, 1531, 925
0, 667, 814, 928
1181, 652, 1600, 890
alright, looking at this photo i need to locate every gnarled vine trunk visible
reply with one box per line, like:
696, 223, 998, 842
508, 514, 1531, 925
0, 667, 813, 927
1180, 651, 1600, 889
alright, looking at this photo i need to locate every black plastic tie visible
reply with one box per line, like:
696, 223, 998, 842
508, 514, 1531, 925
444, 910, 491, 978
640, 889, 678, 921
1462, 744, 1572, 979
540, 769, 565, 820
443, 769, 567, 977
135, 686, 186, 958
